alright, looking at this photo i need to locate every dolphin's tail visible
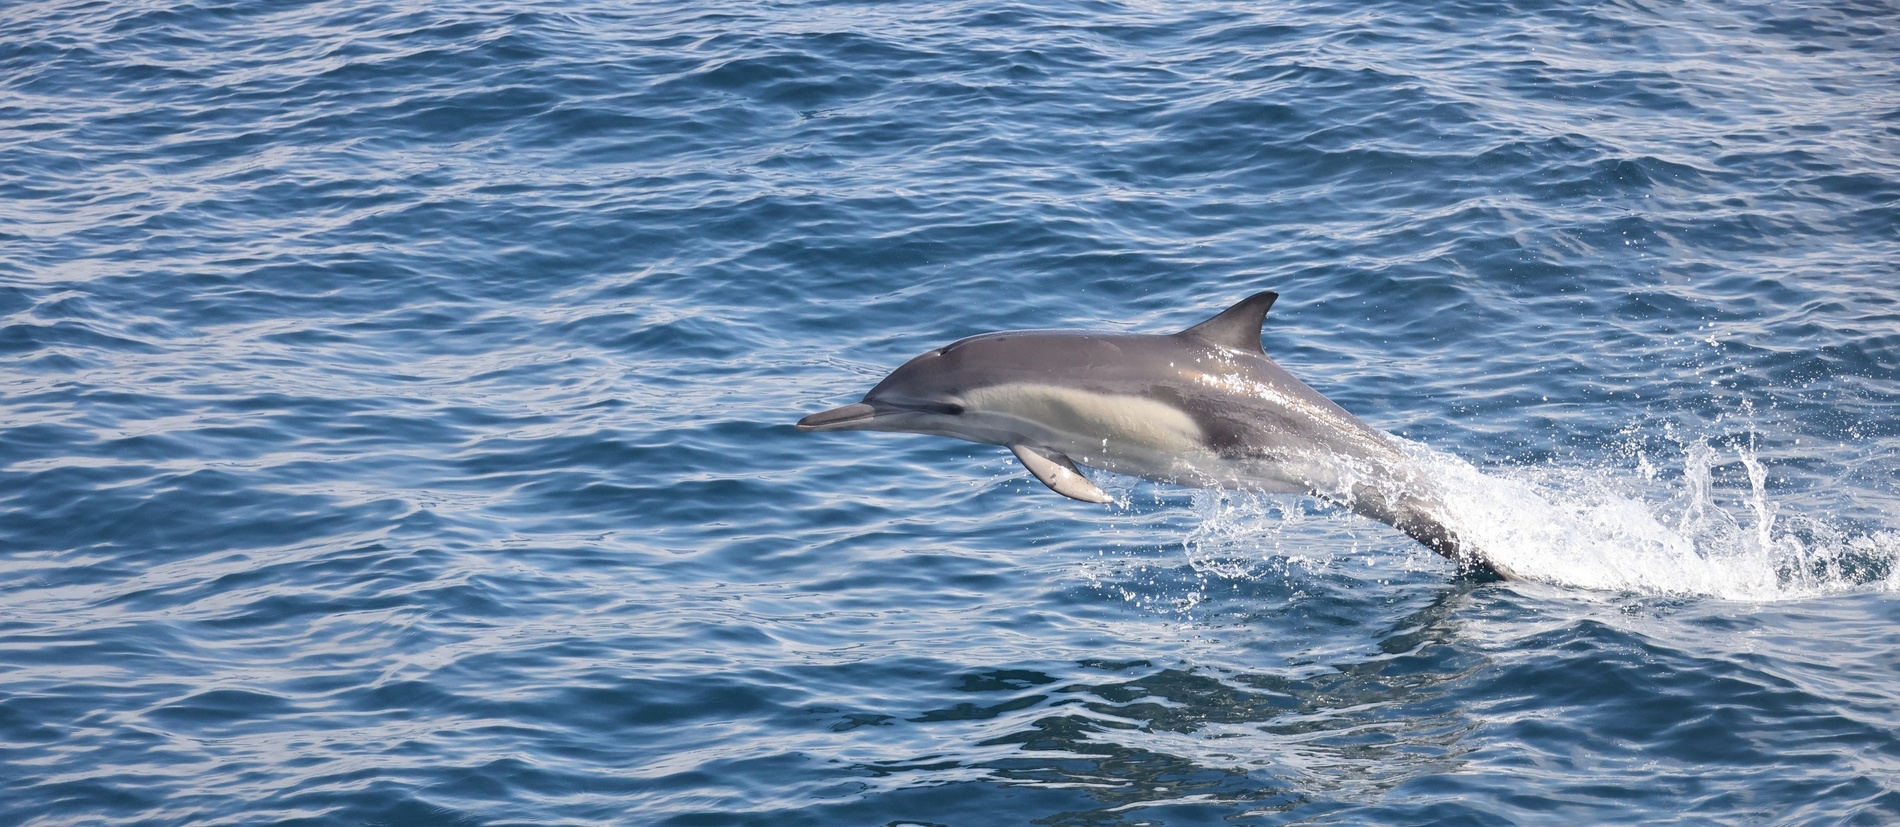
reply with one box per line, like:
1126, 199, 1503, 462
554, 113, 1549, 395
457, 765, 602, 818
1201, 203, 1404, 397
1391, 505, 1507, 579
1337, 483, 1509, 579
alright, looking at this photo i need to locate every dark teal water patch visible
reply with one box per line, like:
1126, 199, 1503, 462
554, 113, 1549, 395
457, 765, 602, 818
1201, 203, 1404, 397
4, 0, 1900, 824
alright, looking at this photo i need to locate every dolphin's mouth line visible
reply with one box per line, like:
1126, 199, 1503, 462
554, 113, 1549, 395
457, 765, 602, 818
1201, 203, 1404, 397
796, 402, 879, 431
799, 397, 971, 431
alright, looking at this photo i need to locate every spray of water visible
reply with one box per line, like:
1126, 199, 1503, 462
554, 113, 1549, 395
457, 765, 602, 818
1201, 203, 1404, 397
1167, 429, 1900, 601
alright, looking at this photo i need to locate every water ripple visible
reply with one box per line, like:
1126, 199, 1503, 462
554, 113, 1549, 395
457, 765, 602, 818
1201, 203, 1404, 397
3, 0, 1899, 823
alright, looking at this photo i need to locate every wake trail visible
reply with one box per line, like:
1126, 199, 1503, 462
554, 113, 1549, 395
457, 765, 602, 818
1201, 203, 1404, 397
1170, 432, 1899, 601
1396, 436, 1898, 599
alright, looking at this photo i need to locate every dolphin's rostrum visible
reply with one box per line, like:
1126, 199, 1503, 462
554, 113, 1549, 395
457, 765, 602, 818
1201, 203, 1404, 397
797, 291, 1504, 578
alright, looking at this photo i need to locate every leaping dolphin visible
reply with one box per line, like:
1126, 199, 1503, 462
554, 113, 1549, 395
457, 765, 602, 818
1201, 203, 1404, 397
797, 290, 1503, 577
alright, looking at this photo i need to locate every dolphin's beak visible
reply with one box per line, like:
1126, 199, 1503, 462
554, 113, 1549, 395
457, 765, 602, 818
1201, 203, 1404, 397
796, 402, 879, 432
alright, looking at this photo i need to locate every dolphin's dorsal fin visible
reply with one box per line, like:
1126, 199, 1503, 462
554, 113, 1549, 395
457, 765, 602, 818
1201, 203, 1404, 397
1009, 444, 1113, 504
1176, 290, 1278, 352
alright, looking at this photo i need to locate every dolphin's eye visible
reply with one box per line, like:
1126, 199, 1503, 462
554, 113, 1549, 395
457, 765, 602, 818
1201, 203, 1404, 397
921, 402, 964, 416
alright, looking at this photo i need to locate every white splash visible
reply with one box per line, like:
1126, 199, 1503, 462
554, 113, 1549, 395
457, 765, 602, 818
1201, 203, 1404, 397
1389, 434, 1898, 599
1158, 428, 1900, 601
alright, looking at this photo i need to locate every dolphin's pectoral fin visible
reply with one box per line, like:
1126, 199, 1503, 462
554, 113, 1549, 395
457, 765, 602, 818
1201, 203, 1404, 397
1009, 444, 1113, 504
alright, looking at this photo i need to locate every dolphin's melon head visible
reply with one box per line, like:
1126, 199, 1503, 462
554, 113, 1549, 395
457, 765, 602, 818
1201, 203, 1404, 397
796, 343, 970, 435
796, 331, 1126, 443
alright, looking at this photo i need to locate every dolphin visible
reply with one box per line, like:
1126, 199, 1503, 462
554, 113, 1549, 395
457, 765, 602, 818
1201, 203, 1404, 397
796, 290, 1503, 577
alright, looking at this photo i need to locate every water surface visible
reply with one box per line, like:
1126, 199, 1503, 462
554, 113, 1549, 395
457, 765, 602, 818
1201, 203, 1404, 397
3, 0, 1899, 824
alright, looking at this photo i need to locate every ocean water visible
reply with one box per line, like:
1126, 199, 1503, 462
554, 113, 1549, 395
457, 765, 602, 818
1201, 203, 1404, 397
3, 0, 1898, 823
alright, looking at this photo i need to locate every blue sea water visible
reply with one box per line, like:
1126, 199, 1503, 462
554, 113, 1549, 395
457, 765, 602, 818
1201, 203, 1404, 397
3, 0, 1899, 823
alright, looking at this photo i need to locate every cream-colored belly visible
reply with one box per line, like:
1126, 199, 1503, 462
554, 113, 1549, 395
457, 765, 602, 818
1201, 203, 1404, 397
963, 383, 1198, 449
962, 382, 1316, 491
